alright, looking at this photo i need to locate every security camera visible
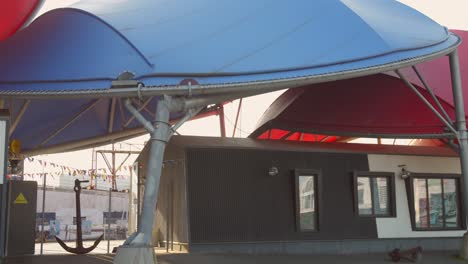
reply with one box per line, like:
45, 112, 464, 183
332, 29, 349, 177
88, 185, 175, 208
398, 164, 411, 179
268, 167, 279, 177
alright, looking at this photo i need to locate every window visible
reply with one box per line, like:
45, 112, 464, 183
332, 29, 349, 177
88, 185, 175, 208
36, 212, 56, 225
407, 174, 464, 230
103, 211, 127, 224
295, 169, 320, 232
73, 216, 86, 225
353, 172, 396, 217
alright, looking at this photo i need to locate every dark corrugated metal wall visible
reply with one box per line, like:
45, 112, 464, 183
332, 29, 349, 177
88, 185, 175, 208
186, 148, 377, 243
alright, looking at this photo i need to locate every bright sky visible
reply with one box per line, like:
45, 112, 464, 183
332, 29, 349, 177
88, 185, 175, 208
25, 0, 468, 172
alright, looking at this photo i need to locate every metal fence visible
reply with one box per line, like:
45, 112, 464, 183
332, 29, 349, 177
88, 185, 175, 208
34, 181, 132, 255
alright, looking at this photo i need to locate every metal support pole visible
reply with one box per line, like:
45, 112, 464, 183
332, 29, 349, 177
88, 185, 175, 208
232, 98, 243, 137
90, 148, 95, 188
94, 150, 98, 189
218, 105, 226, 137
165, 189, 169, 253
128, 166, 134, 235
112, 144, 116, 191
115, 97, 195, 264
124, 96, 176, 246
137, 166, 141, 231
170, 181, 174, 252
449, 50, 468, 222
40, 170, 46, 255
107, 188, 112, 254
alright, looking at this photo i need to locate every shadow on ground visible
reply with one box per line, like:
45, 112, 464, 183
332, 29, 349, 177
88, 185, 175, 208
158, 252, 463, 264
3, 251, 464, 264
4, 254, 112, 264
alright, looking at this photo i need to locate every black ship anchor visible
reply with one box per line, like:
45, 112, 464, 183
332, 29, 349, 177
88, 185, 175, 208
55, 179, 104, 254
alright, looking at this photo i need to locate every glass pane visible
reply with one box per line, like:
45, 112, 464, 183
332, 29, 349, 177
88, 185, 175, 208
428, 179, 443, 228
299, 175, 315, 230
443, 179, 459, 228
357, 177, 372, 215
413, 179, 428, 228
374, 177, 389, 215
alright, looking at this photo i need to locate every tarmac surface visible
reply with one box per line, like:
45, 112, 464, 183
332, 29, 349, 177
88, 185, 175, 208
3, 251, 467, 264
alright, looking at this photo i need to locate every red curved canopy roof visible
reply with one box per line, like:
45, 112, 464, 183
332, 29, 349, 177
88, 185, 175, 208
251, 74, 456, 139
250, 30, 467, 143
0, 1, 43, 41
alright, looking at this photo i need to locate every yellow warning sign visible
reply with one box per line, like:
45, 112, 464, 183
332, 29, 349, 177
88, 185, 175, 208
13, 193, 28, 204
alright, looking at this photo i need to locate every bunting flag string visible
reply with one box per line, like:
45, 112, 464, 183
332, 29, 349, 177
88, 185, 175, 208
23, 157, 134, 180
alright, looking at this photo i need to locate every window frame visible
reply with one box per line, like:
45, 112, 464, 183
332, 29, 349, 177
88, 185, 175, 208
406, 173, 466, 231
294, 169, 322, 232
353, 171, 396, 218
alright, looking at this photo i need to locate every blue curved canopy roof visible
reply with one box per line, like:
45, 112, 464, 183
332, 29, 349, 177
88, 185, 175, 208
0, 0, 462, 155
0, 0, 460, 97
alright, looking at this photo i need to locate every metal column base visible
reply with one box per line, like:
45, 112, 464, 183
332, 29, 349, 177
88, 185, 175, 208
113, 246, 157, 264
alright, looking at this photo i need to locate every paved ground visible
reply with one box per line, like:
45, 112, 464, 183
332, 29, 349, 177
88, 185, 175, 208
3, 251, 467, 264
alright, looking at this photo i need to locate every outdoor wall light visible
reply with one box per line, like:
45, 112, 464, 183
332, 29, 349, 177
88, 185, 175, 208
399, 164, 411, 179
268, 166, 279, 177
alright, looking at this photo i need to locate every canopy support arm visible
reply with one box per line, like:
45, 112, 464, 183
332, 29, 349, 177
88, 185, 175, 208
448, 50, 468, 235
439, 138, 459, 153
124, 100, 155, 134
170, 107, 203, 137
115, 153, 132, 174
395, 69, 459, 136
218, 105, 226, 138
39, 99, 100, 147
232, 98, 243, 137
412, 66, 453, 124
108, 98, 116, 133
9, 99, 30, 136
123, 97, 153, 128
279, 131, 294, 140
99, 152, 113, 175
